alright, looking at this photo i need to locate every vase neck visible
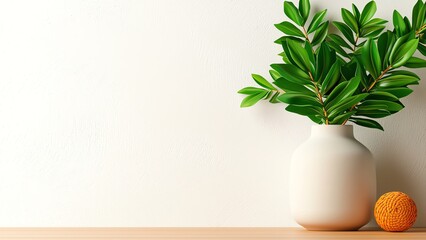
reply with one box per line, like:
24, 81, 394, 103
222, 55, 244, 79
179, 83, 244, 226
311, 125, 354, 138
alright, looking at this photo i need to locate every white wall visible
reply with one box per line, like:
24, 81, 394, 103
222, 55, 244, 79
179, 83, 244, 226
0, 0, 424, 227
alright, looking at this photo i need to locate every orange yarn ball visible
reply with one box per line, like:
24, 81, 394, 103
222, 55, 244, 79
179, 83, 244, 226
374, 191, 417, 232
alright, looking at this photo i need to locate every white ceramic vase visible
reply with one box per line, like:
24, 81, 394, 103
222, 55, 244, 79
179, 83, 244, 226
290, 125, 376, 230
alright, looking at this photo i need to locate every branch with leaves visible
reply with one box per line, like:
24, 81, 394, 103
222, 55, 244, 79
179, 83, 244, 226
238, 0, 426, 131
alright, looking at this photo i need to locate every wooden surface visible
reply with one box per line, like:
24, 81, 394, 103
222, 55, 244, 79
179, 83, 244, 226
0, 228, 425, 240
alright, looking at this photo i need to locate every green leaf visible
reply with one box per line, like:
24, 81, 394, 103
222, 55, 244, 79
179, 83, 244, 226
325, 75, 361, 109
372, 87, 413, 98
269, 91, 281, 103
311, 21, 329, 46
366, 91, 399, 101
333, 21, 355, 44
238, 87, 266, 95
389, 33, 416, 65
352, 4, 361, 21
299, 0, 310, 25
330, 111, 356, 124
390, 39, 420, 68
357, 103, 388, 111
377, 76, 419, 88
307, 10, 327, 34
315, 42, 337, 83
418, 43, 426, 56
277, 93, 322, 107
361, 38, 382, 79
240, 91, 269, 108
405, 57, 426, 68
393, 10, 406, 36
360, 25, 385, 38
321, 60, 342, 94
284, 1, 304, 26
356, 109, 391, 118
323, 80, 347, 106
350, 117, 384, 131
269, 70, 281, 81
251, 74, 277, 90
274, 77, 316, 96
270, 64, 312, 84
327, 41, 350, 58
362, 18, 388, 28
285, 104, 323, 116
275, 22, 305, 38
287, 39, 315, 72
328, 93, 368, 118
274, 36, 304, 45
360, 100, 404, 112
342, 8, 359, 34
360, 1, 377, 25
412, 0, 426, 31
377, 31, 396, 68
328, 34, 352, 50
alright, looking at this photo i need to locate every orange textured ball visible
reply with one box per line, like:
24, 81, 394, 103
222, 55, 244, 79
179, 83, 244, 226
374, 191, 417, 232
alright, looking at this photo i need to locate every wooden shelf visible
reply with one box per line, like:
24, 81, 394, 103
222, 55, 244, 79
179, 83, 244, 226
0, 227, 424, 239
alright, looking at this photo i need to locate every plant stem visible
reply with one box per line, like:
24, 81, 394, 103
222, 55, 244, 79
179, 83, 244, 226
416, 24, 426, 36
302, 26, 311, 44
308, 72, 329, 125
366, 65, 392, 92
353, 35, 359, 52
341, 65, 393, 125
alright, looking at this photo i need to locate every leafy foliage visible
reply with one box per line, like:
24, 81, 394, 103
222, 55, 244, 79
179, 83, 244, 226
238, 0, 426, 130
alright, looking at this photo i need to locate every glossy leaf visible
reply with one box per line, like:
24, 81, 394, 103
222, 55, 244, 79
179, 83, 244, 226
285, 104, 323, 116
321, 60, 342, 94
238, 87, 266, 95
361, 25, 385, 38
307, 10, 327, 34
418, 43, 426, 56
333, 21, 355, 44
240, 91, 269, 108
393, 10, 406, 36
405, 57, 426, 68
269, 70, 281, 81
287, 40, 315, 72
373, 87, 413, 98
362, 18, 388, 28
330, 111, 356, 124
356, 109, 391, 118
361, 39, 382, 79
274, 77, 316, 96
412, 0, 426, 31
252, 74, 276, 90
275, 22, 305, 38
360, 1, 377, 25
389, 33, 415, 65
315, 42, 337, 83
270, 64, 312, 84
366, 91, 399, 101
342, 8, 359, 34
350, 117, 384, 131
277, 93, 322, 107
284, 1, 304, 26
299, 0, 310, 24
390, 39, 420, 68
311, 21, 329, 46
328, 93, 368, 118
360, 100, 404, 112
377, 77, 419, 88
328, 34, 352, 50
352, 4, 361, 21
269, 91, 281, 103
327, 41, 349, 58
377, 31, 396, 68
325, 75, 361, 109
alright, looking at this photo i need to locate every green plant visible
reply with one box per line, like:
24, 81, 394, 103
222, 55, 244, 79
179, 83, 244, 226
238, 0, 426, 130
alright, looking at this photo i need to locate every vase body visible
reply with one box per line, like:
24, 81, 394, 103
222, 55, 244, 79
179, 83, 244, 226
290, 125, 376, 230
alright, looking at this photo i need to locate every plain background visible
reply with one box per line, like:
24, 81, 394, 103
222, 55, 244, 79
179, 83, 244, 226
0, 0, 425, 227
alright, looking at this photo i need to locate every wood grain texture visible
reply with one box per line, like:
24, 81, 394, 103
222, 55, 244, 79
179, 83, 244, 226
0, 228, 425, 240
